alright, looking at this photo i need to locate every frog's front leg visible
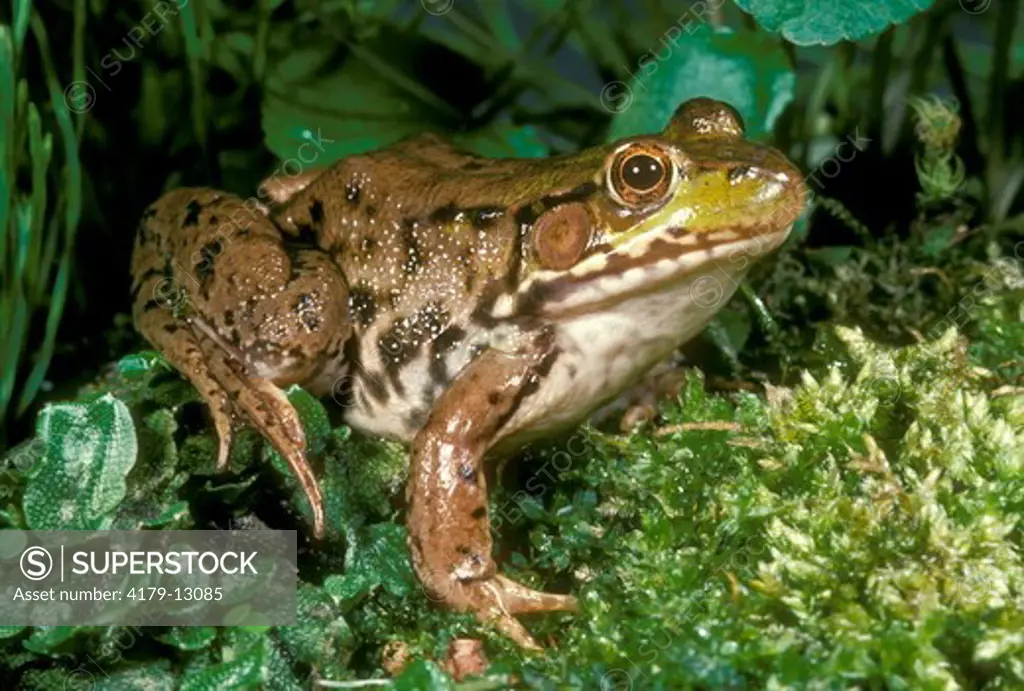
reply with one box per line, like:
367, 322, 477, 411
257, 168, 324, 208
407, 347, 578, 649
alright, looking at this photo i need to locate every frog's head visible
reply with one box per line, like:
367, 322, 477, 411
513, 97, 806, 317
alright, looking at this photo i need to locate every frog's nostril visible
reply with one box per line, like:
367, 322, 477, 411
727, 166, 755, 183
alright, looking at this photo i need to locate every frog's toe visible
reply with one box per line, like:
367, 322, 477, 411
443, 574, 576, 650
237, 378, 327, 539
491, 575, 579, 615
448, 578, 540, 650
491, 610, 542, 651
618, 402, 658, 431
211, 404, 234, 471
590, 359, 690, 431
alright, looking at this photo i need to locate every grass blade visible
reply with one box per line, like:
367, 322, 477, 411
0, 294, 28, 423
0, 25, 14, 275
25, 103, 51, 304
17, 253, 69, 415
478, 0, 521, 52
31, 13, 80, 244
72, 0, 85, 138
11, 0, 30, 54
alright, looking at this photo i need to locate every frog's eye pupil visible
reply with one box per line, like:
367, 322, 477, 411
623, 154, 663, 191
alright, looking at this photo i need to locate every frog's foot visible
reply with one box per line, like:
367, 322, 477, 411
462, 575, 578, 650
421, 568, 578, 650
591, 358, 690, 432
130, 190, 352, 540
189, 315, 326, 539
134, 303, 326, 538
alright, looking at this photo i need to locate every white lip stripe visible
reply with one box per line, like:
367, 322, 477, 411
514, 226, 791, 317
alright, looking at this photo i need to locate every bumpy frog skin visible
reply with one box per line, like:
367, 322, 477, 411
131, 98, 806, 648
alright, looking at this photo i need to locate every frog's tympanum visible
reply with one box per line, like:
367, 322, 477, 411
131, 98, 806, 648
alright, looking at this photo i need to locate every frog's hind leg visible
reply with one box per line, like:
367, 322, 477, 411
131, 190, 351, 539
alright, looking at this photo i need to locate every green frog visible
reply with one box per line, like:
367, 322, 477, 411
131, 98, 806, 648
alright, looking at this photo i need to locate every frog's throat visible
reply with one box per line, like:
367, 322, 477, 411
508, 222, 792, 318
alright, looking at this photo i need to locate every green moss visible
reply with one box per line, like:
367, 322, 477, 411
483, 325, 1023, 688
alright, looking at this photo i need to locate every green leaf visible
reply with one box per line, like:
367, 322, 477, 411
116, 351, 165, 380
347, 522, 417, 599
343, 0, 408, 25
323, 571, 376, 613
606, 27, 795, 142
453, 124, 548, 159
920, 224, 958, 259
156, 626, 219, 651
262, 43, 546, 166
478, 0, 521, 52
179, 634, 268, 691
262, 48, 447, 165
734, 0, 937, 45
11, 0, 30, 52
23, 626, 91, 653
24, 394, 137, 530
90, 661, 177, 691
263, 636, 307, 691
343, 434, 407, 521
112, 407, 189, 529
519, 0, 568, 13
394, 660, 454, 691
706, 307, 753, 366
0, 625, 26, 639
275, 584, 354, 670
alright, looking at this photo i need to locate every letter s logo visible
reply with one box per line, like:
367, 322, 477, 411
21, 546, 53, 580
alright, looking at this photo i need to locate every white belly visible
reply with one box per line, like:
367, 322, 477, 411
497, 265, 747, 447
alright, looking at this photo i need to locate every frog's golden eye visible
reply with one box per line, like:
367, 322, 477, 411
607, 144, 676, 207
